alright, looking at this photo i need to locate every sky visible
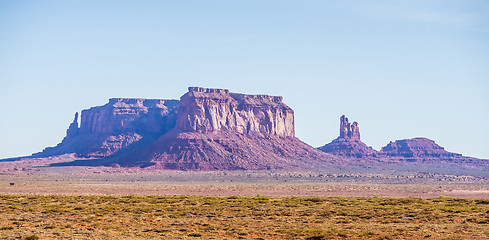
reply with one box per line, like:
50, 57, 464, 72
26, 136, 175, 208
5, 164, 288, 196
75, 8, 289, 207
1, 0, 488, 159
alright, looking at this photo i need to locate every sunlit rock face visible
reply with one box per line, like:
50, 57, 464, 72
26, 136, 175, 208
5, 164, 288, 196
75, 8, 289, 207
116, 87, 332, 170
32, 87, 335, 170
176, 87, 295, 137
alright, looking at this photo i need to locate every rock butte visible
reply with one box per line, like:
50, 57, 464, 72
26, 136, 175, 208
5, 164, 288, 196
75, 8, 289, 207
33, 87, 334, 170
22, 87, 485, 170
318, 115, 377, 158
318, 115, 483, 164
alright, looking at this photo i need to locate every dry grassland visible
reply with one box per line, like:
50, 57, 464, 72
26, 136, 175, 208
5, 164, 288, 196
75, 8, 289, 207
0, 195, 488, 239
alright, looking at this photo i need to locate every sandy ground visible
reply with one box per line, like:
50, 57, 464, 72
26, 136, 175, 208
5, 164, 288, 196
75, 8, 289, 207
1, 171, 488, 198
1, 157, 488, 198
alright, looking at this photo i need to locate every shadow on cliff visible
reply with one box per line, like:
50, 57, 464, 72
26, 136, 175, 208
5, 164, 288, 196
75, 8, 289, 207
46, 134, 160, 168
47, 158, 155, 168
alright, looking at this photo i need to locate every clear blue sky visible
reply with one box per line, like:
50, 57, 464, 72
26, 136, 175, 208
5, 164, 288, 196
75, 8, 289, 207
1, 0, 488, 159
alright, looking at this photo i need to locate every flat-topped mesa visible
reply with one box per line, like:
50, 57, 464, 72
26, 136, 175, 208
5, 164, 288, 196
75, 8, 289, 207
381, 138, 462, 159
339, 115, 360, 141
80, 98, 179, 135
36, 98, 179, 158
176, 87, 295, 137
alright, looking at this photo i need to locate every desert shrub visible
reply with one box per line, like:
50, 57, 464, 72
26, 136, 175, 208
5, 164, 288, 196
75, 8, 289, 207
475, 199, 489, 204
188, 233, 202, 237
24, 235, 39, 240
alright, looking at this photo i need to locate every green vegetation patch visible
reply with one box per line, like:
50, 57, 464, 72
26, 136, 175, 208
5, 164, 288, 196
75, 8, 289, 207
0, 195, 488, 239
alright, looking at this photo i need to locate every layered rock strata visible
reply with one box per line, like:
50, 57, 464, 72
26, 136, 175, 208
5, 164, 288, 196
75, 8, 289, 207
318, 115, 377, 158
380, 138, 475, 163
33, 87, 334, 170
176, 87, 294, 136
319, 115, 484, 165
34, 98, 178, 158
111, 87, 332, 170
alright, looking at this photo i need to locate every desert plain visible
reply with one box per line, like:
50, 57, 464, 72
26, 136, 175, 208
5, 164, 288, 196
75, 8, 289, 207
0, 158, 488, 239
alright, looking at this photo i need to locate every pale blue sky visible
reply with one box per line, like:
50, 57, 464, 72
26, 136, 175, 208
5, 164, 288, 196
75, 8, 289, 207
1, 0, 488, 159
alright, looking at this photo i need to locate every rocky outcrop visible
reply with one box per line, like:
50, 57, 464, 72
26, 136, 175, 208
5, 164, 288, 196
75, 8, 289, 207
34, 98, 178, 158
26, 87, 485, 171
31, 87, 335, 170
111, 87, 332, 170
319, 116, 485, 165
79, 98, 179, 135
176, 87, 294, 137
65, 112, 79, 139
339, 115, 360, 141
318, 115, 377, 158
113, 131, 334, 170
380, 138, 466, 161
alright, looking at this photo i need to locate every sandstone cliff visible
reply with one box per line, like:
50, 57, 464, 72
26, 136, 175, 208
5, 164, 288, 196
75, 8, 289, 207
176, 87, 294, 137
32, 87, 334, 170
110, 87, 332, 170
79, 98, 178, 135
28, 87, 485, 171
35, 98, 178, 158
318, 115, 377, 158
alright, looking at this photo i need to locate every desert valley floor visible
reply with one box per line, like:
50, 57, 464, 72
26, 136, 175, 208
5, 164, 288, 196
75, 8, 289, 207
1, 159, 489, 239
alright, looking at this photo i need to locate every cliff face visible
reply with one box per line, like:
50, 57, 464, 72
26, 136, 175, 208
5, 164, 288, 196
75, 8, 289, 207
22, 87, 487, 170
114, 87, 330, 170
33, 87, 333, 170
35, 98, 178, 158
318, 115, 377, 158
176, 87, 294, 137
79, 98, 178, 136
339, 115, 360, 141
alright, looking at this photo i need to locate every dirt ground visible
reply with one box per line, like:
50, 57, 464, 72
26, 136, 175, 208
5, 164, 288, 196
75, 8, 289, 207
1, 156, 488, 198
1, 170, 488, 198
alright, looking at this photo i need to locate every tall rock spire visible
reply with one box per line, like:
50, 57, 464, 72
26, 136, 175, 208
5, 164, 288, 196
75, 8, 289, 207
65, 112, 79, 139
339, 115, 360, 141
318, 115, 376, 158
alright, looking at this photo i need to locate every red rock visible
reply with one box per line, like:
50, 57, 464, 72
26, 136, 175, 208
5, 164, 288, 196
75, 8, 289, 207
339, 115, 360, 141
380, 138, 463, 161
176, 87, 294, 137
34, 98, 178, 158
111, 87, 333, 170
32, 87, 335, 170
318, 115, 377, 158
65, 112, 79, 139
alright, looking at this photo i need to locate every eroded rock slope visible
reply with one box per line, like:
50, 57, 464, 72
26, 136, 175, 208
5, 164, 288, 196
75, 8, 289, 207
32, 87, 334, 170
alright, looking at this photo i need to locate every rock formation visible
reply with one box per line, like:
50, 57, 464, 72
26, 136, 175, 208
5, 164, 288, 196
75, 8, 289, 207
23, 87, 485, 170
111, 87, 332, 170
65, 112, 79, 139
339, 115, 360, 141
380, 138, 469, 162
31, 87, 334, 170
34, 98, 178, 158
318, 115, 377, 158
319, 116, 485, 165
176, 87, 294, 136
